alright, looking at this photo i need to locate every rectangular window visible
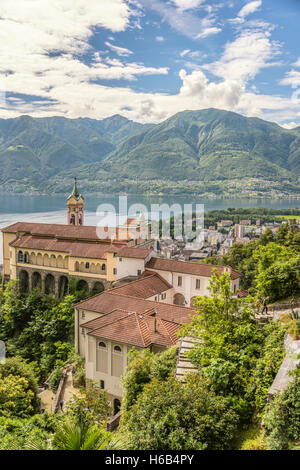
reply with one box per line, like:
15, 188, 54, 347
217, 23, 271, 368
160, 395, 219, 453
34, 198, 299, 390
196, 279, 200, 290
113, 268, 117, 275
137, 269, 142, 276
85, 262, 90, 269
112, 344, 123, 377
81, 311, 85, 319
88, 337, 94, 362
96, 345, 108, 373
119, 258, 122, 262
178, 276, 182, 287
100, 380, 105, 389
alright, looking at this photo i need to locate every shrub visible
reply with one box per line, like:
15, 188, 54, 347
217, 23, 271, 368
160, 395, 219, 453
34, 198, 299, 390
264, 377, 300, 450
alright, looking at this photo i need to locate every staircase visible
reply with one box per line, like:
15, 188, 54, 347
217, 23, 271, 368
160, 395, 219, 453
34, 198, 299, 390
175, 336, 200, 382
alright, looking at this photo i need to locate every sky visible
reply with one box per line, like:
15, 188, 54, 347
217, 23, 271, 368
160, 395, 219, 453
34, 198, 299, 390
0, 0, 300, 128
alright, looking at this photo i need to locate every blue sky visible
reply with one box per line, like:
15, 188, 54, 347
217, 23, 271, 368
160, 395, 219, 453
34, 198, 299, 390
0, 0, 299, 127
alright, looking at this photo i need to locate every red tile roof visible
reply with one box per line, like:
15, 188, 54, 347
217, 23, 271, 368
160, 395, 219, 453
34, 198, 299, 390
85, 309, 180, 348
1, 221, 133, 242
238, 289, 248, 298
145, 257, 242, 280
117, 246, 152, 259
76, 291, 193, 325
107, 272, 172, 299
9, 234, 126, 259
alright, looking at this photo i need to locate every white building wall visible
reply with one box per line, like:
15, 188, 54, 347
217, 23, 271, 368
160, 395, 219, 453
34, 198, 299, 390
84, 336, 141, 398
146, 268, 239, 306
116, 251, 156, 280
116, 257, 145, 280
147, 288, 174, 303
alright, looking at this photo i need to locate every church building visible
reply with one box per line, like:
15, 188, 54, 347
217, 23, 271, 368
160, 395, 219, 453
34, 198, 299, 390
1, 179, 155, 296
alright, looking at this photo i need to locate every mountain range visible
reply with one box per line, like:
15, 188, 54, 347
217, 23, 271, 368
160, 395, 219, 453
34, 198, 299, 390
1, 109, 300, 196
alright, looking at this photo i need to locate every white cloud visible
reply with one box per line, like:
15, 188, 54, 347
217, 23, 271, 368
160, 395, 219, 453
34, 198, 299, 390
105, 41, 133, 57
231, 0, 262, 24
172, 0, 206, 11
293, 58, 300, 67
180, 49, 191, 57
0, 0, 299, 127
156, 36, 165, 42
139, 0, 221, 39
281, 122, 299, 129
280, 70, 300, 88
205, 30, 280, 84
238, 0, 262, 19
196, 27, 222, 38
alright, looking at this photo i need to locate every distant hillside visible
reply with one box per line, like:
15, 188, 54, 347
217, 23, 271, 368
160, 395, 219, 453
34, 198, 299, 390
0, 114, 149, 192
96, 109, 300, 181
1, 109, 300, 196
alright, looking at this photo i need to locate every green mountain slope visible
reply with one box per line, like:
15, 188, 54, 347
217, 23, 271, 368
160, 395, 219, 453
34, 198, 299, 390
98, 109, 300, 181
1, 108, 300, 195
0, 114, 149, 190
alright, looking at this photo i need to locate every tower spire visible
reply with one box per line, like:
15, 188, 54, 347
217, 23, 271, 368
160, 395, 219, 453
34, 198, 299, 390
72, 177, 80, 200
67, 177, 84, 225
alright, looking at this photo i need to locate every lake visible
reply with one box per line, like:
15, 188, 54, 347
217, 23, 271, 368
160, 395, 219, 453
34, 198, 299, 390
0, 192, 300, 263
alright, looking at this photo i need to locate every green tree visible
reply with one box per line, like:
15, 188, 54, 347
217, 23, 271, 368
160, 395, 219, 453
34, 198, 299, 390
181, 271, 266, 420
0, 357, 39, 416
52, 420, 110, 450
264, 377, 300, 450
121, 347, 177, 414
66, 381, 111, 426
120, 376, 239, 450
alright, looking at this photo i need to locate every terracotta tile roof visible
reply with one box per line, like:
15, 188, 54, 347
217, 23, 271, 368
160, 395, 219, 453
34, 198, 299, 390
9, 234, 125, 259
81, 308, 132, 330
238, 289, 248, 298
75, 291, 193, 325
1, 221, 132, 242
145, 257, 242, 280
123, 217, 139, 226
87, 310, 180, 348
117, 246, 152, 259
108, 272, 172, 299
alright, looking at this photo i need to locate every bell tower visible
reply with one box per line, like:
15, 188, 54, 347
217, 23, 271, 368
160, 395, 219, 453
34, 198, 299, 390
67, 177, 84, 226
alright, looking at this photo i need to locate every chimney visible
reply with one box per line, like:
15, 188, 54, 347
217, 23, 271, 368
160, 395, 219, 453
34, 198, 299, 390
153, 310, 158, 333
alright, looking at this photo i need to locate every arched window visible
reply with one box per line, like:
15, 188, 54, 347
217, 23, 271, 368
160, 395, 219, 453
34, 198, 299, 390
24, 253, 29, 263
98, 341, 107, 349
70, 214, 75, 225
101, 264, 106, 271
114, 345, 122, 353
18, 251, 24, 263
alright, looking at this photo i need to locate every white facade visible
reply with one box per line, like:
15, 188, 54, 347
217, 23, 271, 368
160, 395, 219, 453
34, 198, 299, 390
116, 251, 155, 280
145, 268, 238, 306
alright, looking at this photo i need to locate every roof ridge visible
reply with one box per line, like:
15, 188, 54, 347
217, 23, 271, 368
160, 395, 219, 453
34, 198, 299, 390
76, 290, 194, 311
135, 313, 148, 347
108, 272, 159, 293
88, 310, 138, 335
104, 291, 194, 309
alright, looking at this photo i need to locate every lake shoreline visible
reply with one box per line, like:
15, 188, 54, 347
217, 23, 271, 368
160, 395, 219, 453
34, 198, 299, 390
1, 191, 300, 200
